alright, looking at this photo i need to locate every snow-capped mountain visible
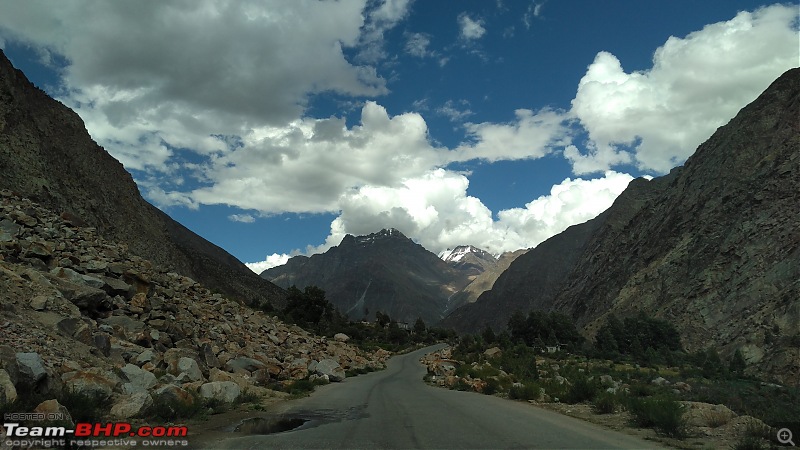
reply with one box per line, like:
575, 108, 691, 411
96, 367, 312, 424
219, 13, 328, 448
438, 245, 498, 277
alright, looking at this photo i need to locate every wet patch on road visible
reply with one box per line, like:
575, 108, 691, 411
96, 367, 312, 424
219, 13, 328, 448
233, 405, 368, 435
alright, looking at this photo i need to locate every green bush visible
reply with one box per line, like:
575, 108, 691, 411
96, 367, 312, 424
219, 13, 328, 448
483, 378, 501, 396
563, 376, 600, 404
592, 392, 618, 414
627, 396, 687, 438
151, 391, 205, 421
509, 383, 540, 401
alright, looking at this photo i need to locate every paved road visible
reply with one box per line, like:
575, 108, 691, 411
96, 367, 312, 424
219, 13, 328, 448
205, 345, 661, 449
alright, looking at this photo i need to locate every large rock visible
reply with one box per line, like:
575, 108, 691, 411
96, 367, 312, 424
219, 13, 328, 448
62, 369, 121, 400
153, 385, 195, 409
0, 368, 17, 404
314, 359, 345, 382
33, 399, 73, 426
176, 357, 204, 382
120, 364, 157, 394
225, 356, 266, 374
16, 352, 47, 385
110, 392, 153, 419
199, 381, 241, 404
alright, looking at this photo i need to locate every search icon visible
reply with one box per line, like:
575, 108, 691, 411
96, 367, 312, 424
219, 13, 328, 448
778, 428, 795, 446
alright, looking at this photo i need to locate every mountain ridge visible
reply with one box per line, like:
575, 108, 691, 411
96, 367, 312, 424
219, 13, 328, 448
444, 68, 800, 384
0, 49, 286, 309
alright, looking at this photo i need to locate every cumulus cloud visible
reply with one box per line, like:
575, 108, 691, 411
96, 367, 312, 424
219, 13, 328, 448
568, 4, 800, 174
458, 13, 486, 40
357, 0, 414, 63
454, 108, 571, 162
245, 253, 291, 274
0, 0, 387, 172
245, 169, 635, 268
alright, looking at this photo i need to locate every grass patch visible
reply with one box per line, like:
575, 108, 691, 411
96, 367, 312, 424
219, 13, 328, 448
509, 383, 540, 401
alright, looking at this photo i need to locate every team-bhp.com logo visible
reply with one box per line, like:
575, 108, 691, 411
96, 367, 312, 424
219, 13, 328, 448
3, 422, 189, 447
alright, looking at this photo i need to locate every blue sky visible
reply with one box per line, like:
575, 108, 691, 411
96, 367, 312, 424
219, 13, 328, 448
0, 1, 797, 272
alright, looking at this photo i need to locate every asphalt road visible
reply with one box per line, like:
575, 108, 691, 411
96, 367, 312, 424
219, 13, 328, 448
205, 344, 661, 449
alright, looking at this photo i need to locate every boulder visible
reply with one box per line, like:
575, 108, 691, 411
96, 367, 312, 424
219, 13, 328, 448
62, 369, 121, 400
120, 364, 157, 394
333, 333, 350, 342
110, 392, 153, 419
484, 347, 502, 358
225, 356, 266, 374
199, 381, 241, 404
153, 385, 195, 409
33, 399, 73, 426
0, 368, 17, 404
177, 357, 204, 382
16, 352, 47, 384
314, 359, 345, 382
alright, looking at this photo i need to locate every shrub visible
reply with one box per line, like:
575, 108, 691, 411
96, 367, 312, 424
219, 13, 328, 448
592, 392, 618, 414
509, 383, 540, 401
731, 435, 766, 450
564, 376, 600, 404
151, 391, 205, 421
59, 389, 110, 423
627, 396, 687, 438
483, 378, 501, 396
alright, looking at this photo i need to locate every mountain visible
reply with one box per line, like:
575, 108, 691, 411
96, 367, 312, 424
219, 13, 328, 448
444, 68, 799, 384
263, 229, 472, 324
442, 248, 527, 315
0, 50, 286, 309
439, 245, 498, 277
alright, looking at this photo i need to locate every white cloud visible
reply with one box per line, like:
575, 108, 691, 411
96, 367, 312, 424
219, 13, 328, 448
273, 169, 636, 264
458, 13, 486, 40
568, 4, 800, 174
228, 214, 256, 223
357, 0, 414, 63
405, 32, 433, 58
0, 0, 388, 172
454, 108, 571, 162
245, 253, 291, 274
436, 100, 474, 122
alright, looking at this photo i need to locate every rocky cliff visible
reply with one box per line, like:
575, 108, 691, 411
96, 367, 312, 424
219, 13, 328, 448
0, 191, 389, 420
445, 68, 800, 384
0, 50, 285, 309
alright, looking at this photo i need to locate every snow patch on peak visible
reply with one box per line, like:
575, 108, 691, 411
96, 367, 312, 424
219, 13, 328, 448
439, 245, 491, 263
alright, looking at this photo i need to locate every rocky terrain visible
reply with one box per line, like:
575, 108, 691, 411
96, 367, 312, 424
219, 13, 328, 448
444, 68, 800, 384
0, 49, 285, 310
0, 190, 389, 423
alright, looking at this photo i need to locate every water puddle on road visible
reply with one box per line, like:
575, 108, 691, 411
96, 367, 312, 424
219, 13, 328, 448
235, 417, 309, 434
233, 405, 368, 436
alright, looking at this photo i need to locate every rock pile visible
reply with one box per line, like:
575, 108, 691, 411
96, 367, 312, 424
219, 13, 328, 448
0, 191, 390, 420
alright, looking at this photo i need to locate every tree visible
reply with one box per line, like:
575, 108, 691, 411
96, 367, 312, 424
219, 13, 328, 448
375, 311, 391, 328
413, 317, 427, 335
729, 349, 747, 376
481, 325, 496, 345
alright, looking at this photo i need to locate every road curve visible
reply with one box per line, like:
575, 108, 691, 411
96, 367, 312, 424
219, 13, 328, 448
205, 344, 662, 449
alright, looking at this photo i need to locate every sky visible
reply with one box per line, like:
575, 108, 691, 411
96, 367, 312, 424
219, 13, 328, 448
0, 1, 797, 273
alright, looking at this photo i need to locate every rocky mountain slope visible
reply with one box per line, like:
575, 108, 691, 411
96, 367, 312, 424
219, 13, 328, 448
0, 191, 389, 421
0, 50, 285, 309
263, 229, 473, 324
445, 68, 800, 384
443, 248, 527, 315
